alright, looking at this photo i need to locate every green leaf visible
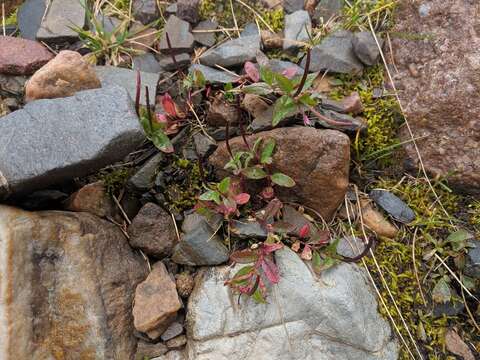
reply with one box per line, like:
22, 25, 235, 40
199, 190, 221, 204
260, 66, 275, 86
229, 265, 255, 285
252, 138, 263, 155
242, 82, 273, 95
298, 93, 318, 107
218, 177, 231, 194
193, 69, 206, 88
272, 95, 297, 127
301, 72, 319, 91
149, 128, 174, 153
274, 73, 294, 94
260, 138, 276, 164
242, 166, 268, 180
252, 287, 267, 303
432, 277, 451, 304
271, 173, 296, 187
447, 229, 473, 251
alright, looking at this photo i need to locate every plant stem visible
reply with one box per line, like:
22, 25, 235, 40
225, 120, 234, 160
293, 48, 311, 98
145, 86, 153, 132
135, 70, 141, 116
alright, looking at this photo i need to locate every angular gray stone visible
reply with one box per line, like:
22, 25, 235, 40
0, 86, 144, 198
186, 248, 398, 360
36, 0, 86, 43
337, 236, 366, 258
241, 23, 260, 37
302, 30, 364, 74
161, 321, 184, 342
93, 14, 122, 34
314, 108, 367, 132
189, 64, 240, 84
193, 133, 217, 159
133, 53, 162, 73
230, 219, 267, 239
129, 153, 164, 192
159, 53, 191, 71
133, 0, 160, 25
284, 0, 305, 13
199, 35, 260, 68
369, 189, 416, 224
284, 10, 311, 52
464, 240, 480, 279
172, 221, 229, 266
193, 20, 217, 47
352, 31, 383, 66
153, 350, 186, 360
314, 0, 345, 22
95, 66, 159, 106
18, 0, 46, 41
159, 16, 195, 54
136, 341, 168, 360
257, 51, 304, 77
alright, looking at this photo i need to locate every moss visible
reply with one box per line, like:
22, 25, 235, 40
341, 0, 397, 31
5, 8, 18, 26
99, 167, 133, 195
165, 158, 203, 213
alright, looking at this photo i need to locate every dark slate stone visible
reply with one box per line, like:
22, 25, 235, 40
230, 219, 267, 239
133, 0, 160, 25
433, 299, 464, 318
199, 35, 260, 68
158, 15, 195, 55
189, 64, 240, 84
128, 153, 164, 192
18, 0, 46, 41
132, 53, 162, 73
0, 86, 144, 198
369, 189, 416, 223
177, 0, 200, 24
302, 30, 364, 74
193, 20, 217, 47
352, 31, 383, 66
465, 240, 480, 279
314, 108, 367, 132
158, 53, 191, 71
314, 0, 345, 22
193, 133, 217, 159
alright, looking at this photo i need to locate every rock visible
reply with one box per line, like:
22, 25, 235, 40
303, 30, 364, 74
159, 16, 195, 55
433, 298, 464, 317
360, 200, 398, 238
337, 236, 366, 258
181, 212, 223, 233
18, 0, 46, 40
95, 66, 159, 106
199, 35, 260, 68
313, 0, 344, 22
158, 53, 191, 71
0, 36, 53, 75
314, 108, 367, 132
136, 341, 168, 360
241, 23, 260, 37
391, 1, 480, 193
210, 127, 350, 221
175, 273, 195, 298
193, 20, 217, 47
177, 0, 200, 24
153, 350, 186, 360
161, 321, 184, 341
126, 25, 159, 52
129, 153, 164, 192
193, 133, 217, 159
172, 220, 229, 266
230, 219, 267, 239
261, 30, 283, 49
65, 181, 115, 218
257, 52, 304, 76
206, 95, 241, 126
36, 0, 86, 43
186, 247, 398, 359
133, 53, 162, 73
282, 205, 315, 237
166, 3, 178, 16
133, 261, 182, 333
339, 91, 363, 114
369, 189, 415, 224
0, 86, 144, 198
445, 329, 475, 360
0, 74, 26, 96
133, 0, 160, 24
352, 31, 383, 66
242, 93, 270, 118
189, 64, 240, 84
464, 240, 480, 279
128, 203, 177, 258
166, 335, 187, 349
283, 10, 311, 52
284, 0, 305, 13
0, 205, 148, 359
25, 50, 101, 101
93, 14, 122, 34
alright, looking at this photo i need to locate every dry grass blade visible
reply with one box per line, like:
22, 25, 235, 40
411, 228, 426, 305
229, 0, 241, 38
233, 0, 275, 32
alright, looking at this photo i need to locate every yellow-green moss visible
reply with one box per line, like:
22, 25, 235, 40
5, 8, 18, 26
99, 167, 133, 195
165, 159, 203, 213
342, 0, 397, 31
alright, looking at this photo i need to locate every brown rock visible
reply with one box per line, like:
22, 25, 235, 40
65, 181, 115, 218
136, 340, 168, 360
25, 50, 101, 101
340, 91, 363, 115
133, 261, 182, 333
206, 95, 241, 127
261, 30, 283, 49
128, 203, 177, 258
0, 205, 148, 359
391, 1, 480, 193
210, 127, 350, 220
166, 335, 187, 349
175, 272, 195, 298
0, 36, 53, 75
360, 200, 398, 238
242, 93, 270, 118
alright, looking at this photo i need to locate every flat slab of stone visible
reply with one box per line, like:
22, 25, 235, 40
0, 86, 144, 198
0, 36, 53, 75
199, 35, 260, 68
95, 66, 159, 106
18, 0, 46, 41
186, 248, 398, 360
189, 64, 240, 84
36, 0, 86, 43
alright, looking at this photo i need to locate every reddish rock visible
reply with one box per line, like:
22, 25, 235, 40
391, 1, 480, 193
133, 262, 182, 334
128, 203, 177, 258
210, 127, 350, 220
65, 181, 115, 218
25, 50, 101, 101
0, 36, 53, 75
206, 95, 241, 127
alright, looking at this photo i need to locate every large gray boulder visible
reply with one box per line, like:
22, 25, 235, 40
0, 86, 144, 198
0, 205, 148, 359
186, 248, 398, 360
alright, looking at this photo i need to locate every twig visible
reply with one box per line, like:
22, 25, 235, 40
112, 194, 132, 225
293, 48, 311, 98
229, 0, 241, 38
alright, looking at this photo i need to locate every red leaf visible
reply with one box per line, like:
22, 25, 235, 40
161, 93, 177, 117
261, 257, 280, 284
282, 67, 298, 79
260, 186, 274, 199
299, 223, 310, 238
261, 242, 283, 254
234, 193, 250, 205
301, 244, 312, 260
244, 61, 260, 82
